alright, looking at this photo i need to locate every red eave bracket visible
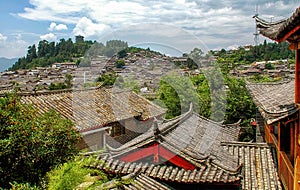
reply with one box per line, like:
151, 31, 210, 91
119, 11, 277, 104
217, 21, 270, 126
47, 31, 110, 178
279, 25, 300, 43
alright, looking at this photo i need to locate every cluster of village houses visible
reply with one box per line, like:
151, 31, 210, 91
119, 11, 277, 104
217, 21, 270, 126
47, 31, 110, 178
0, 50, 197, 94
0, 46, 295, 95
1, 6, 300, 189
231, 59, 295, 79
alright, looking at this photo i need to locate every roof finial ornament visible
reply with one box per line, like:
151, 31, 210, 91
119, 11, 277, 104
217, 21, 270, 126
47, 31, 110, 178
153, 117, 160, 137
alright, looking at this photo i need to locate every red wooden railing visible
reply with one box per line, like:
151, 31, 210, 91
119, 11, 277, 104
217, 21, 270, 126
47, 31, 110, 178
279, 152, 294, 190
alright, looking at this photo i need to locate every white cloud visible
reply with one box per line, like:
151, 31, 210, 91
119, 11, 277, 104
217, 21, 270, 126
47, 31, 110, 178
72, 17, 111, 38
12, 0, 300, 54
48, 22, 68, 31
40, 33, 57, 41
0, 34, 28, 58
0, 33, 7, 42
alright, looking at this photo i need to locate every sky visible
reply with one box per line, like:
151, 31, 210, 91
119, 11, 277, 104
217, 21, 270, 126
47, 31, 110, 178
0, 0, 299, 58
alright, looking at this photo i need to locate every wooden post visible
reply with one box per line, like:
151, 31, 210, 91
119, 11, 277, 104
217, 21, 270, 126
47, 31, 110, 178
295, 43, 300, 104
294, 156, 300, 190
297, 119, 300, 163
291, 123, 295, 165
278, 122, 282, 175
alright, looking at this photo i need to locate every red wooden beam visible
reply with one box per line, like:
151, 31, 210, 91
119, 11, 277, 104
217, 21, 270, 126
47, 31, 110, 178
120, 142, 159, 162
159, 146, 195, 170
279, 25, 300, 42
119, 142, 196, 170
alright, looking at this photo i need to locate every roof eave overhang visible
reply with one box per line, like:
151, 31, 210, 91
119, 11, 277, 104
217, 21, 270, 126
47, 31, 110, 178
277, 25, 300, 43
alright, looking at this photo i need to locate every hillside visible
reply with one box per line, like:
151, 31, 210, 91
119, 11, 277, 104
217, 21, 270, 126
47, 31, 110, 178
8, 36, 296, 72
9, 38, 128, 71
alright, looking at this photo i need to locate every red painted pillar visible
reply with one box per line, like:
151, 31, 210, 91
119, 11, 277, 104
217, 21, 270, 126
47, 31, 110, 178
291, 123, 295, 165
295, 43, 300, 104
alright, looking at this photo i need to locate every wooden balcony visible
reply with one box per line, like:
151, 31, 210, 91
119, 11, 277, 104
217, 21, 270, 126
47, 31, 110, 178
279, 151, 294, 190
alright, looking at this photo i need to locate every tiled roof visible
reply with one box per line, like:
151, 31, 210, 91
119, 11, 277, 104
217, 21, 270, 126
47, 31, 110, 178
246, 80, 298, 124
99, 172, 171, 190
91, 155, 242, 185
90, 141, 282, 189
0, 84, 14, 94
123, 173, 171, 190
222, 142, 282, 190
107, 105, 242, 172
85, 105, 281, 189
254, 6, 300, 42
19, 87, 166, 132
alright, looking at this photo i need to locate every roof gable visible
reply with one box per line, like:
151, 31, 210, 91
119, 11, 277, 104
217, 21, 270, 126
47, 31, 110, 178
105, 105, 241, 173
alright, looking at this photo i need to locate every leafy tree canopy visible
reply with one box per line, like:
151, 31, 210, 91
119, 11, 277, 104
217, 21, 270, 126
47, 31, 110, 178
96, 72, 117, 87
0, 93, 81, 188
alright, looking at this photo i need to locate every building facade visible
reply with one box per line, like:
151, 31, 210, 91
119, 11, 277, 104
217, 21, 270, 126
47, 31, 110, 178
254, 6, 300, 190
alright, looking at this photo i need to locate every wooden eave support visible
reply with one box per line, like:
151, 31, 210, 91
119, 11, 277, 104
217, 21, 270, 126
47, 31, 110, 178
279, 25, 300, 43
289, 41, 300, 50
295, 43, 300, 104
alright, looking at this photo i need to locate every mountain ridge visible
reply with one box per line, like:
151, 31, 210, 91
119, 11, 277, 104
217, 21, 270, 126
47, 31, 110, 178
0, 57, 18, 72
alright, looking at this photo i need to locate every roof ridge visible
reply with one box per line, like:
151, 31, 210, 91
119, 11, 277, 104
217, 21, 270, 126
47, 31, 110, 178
192, 112, 240, 128
16, 87, 96, 97
245, 78, 292, 86
221, 141, 270, 147
254, 15, 287, 27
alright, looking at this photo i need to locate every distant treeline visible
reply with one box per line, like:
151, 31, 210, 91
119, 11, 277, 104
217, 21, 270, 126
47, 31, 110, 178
211, 40, 295, 65
9, 38, 128, 71
9, 37, 295, 71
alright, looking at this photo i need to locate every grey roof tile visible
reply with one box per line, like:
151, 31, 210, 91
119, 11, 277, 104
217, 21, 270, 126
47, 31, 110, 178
19, 87, 166, 132
246, 80, 298, 124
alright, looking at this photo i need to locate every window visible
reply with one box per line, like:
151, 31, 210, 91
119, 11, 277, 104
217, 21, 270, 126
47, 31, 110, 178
110, 123, 125, 137
280, 121, 294, 165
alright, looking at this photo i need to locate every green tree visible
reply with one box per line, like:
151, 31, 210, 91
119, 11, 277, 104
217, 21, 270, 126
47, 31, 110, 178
26, 45, 37, 63
0, 94, 81, 188
65, 74, 73, 88
190, 74, 211, 119
118, 49, 127, 58
158, 73, 199, 119
47, 157, 108, 190
265, 62, 274, 69
48, 82, 67, 90
115, 59, 125, 68
114, 75, 140, 93
96, 72, 117, 86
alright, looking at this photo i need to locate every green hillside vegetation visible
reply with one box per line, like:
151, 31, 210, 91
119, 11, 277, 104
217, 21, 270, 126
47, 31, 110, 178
9, 39, 128, 70
211, 40, 295, 72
